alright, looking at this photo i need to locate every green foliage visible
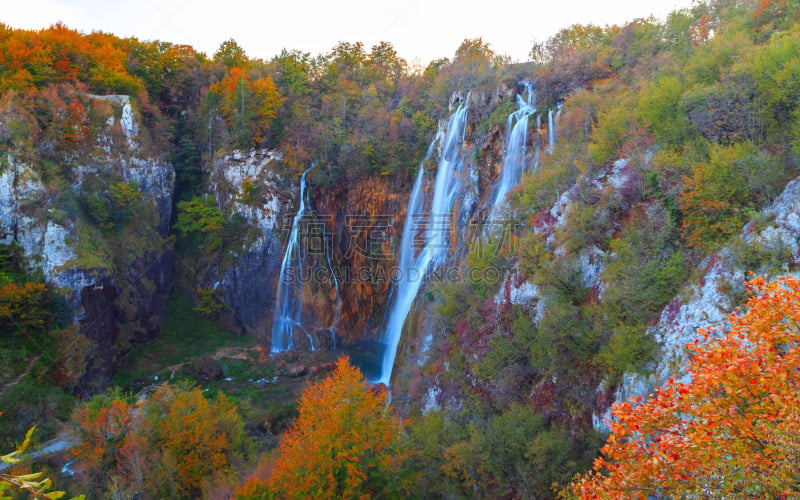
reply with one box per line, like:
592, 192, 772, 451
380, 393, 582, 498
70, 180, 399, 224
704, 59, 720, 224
680, 142, 784, 250
638, 75, 691, 147
240, 177, 260, 204
113, 291, 251, 388
588, 90, 637, 165
0, 379, 76, 449
175, 196, 224, 235
600, 207, 686, 376
559, 201, 611, 254
193, 288, 224, 317
443, 404, 596, 498
481, 99, 515, 133
214, 39, 248, 69
733, 27, 800, 138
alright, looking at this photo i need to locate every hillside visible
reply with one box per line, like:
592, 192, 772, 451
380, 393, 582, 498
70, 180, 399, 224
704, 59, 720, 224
1, 0, 799, 497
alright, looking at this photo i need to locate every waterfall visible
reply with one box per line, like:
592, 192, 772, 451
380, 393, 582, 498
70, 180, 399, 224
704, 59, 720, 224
427, 98, 470, 268
271, 167, 314, 353
376, 166, 429, 386
548, 101, 562, 152
377, 96, 470, 386
534, 114, 542, 169
554, 101, 562, 145
487, 82, 536, 222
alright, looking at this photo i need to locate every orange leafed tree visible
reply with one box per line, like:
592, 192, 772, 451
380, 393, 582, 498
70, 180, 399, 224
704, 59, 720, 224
245, 357, 412, 499
567, 275, 800, 498
207, 67, 284, 146
71, 385, 248, 499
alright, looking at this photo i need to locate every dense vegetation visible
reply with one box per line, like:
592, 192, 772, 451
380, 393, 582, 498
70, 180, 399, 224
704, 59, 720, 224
396, 1, 800, 497
1, 0, 800, 497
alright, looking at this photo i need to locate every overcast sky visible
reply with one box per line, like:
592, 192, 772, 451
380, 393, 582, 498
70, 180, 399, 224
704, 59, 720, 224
2, 0, 696, 66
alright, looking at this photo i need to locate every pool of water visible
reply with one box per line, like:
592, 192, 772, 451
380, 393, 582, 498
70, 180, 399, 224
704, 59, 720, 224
336, 340, 386, 382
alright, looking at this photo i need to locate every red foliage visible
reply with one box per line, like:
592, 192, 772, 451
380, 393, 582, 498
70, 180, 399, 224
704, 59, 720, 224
568, 275, 800, 498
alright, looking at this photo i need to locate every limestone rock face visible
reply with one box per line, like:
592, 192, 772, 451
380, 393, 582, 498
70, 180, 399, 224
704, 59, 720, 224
594, 177, 800, 433
199, 149, 285, 337
0, 95, 175, 392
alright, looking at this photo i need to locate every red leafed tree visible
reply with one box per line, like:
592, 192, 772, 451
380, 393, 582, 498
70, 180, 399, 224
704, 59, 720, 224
246, 357, 412, 499
566, 275, 800, 498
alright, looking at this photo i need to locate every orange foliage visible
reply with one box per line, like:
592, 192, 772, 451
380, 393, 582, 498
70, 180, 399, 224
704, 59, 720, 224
208, 67, 284, 145
0, 23, 143, 94
71, 385, 247, 499
0, 282, 48, 335
234, 476, 272, 500
679, 169, 744, 250
567, 275, 800, 498
150, 385, 239, 495
753, 0, 799, 35
688, 14, 714, 46
71, 397, 133, 485
262, 357, 412, 499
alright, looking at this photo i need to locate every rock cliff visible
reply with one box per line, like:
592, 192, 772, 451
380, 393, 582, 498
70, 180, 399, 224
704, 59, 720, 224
0, 94, 174, 392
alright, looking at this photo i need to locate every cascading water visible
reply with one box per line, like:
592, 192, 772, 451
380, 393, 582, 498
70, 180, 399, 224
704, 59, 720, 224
377, 96, 470, 386
376, 166, 429, 385
487, 82, 536, 222
547, 101, 563, 152
271, 167, 314, 353
427, 98, 470, 268
554, 101, 562, 145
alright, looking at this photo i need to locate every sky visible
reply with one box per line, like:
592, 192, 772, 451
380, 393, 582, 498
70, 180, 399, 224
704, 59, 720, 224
1, 0, 697, 66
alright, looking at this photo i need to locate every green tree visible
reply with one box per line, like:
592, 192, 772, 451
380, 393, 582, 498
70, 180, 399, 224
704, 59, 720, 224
214, 38, 248, 69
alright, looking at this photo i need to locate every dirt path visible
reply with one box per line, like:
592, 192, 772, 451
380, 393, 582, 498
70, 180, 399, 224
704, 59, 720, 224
157, 346, 261, 382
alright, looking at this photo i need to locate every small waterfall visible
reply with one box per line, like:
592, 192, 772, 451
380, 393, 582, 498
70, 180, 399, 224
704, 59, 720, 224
548, 101, 562, 152
534, 114, 542, 168
554, 101, 562, 145
271, 168, 314, 353
487, 82, 536, 222
377, 96, 470, 386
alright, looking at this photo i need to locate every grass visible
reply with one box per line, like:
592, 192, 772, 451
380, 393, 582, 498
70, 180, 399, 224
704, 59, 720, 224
112, 290, 257, 389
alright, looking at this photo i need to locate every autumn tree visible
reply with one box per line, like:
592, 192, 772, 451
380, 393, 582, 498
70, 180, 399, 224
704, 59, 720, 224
567, 275, 800, 498
0, 281, 48, 337
71, 384, 249, 499
245, 357, 412, 499
206, 66, 284, 148
140, 385, 248, 498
